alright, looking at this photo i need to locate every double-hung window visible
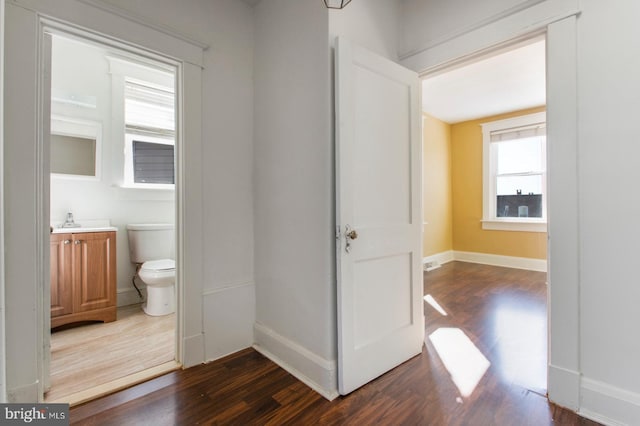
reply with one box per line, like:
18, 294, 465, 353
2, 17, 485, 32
123, 79, 175, 188
481, 111, 546, 232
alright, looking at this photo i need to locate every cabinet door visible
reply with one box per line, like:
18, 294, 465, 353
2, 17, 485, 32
73, 231, 116, 312
50, 234, 73, 317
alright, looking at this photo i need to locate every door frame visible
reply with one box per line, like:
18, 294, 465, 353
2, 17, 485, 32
414, 17, 581, 410
35, 18, 184, 399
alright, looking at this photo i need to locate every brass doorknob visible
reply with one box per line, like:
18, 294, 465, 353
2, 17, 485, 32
346, 229, 358, 240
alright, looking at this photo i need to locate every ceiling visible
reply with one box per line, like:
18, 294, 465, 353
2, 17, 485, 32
421, 39, 546, 124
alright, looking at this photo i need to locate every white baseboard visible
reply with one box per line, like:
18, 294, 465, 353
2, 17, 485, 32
7, 381, 39, 403
580, 377, 640, 426
422, 250, 547, 272
453, 250, 547, 272
182, 333, 205, 368
423, 250, 454, 267
253, 322, 338, 401
548, 364, 580, 411
203, 281, 255, 362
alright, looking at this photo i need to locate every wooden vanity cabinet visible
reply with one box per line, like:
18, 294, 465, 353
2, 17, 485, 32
50, 231, 117, 328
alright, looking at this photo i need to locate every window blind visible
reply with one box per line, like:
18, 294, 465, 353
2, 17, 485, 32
490, 123, 545, 142
125, 80, 175, 134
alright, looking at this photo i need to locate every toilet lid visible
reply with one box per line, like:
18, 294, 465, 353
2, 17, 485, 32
142, 259, 175, 271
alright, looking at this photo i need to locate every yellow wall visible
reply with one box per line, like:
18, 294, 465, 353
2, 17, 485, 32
450, 107, 547, 259
422, 114, 453, 256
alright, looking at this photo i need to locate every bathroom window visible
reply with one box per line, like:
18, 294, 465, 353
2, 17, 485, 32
123, 79, 175, 189
481, 111, 547, 232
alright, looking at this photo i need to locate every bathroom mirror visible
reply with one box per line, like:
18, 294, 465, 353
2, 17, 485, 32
51, 116, 102, 179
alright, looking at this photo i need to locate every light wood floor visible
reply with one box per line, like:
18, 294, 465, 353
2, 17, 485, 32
71, 262, 601, 425
46, 304, 175, 402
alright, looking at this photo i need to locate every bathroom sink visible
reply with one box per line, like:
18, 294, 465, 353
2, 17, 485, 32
51, 226, 117, 234
51, 219, 117, 234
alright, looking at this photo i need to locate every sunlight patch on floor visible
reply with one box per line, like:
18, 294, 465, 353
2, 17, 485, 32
428, 327, 490, 397
424, 294, 447, 316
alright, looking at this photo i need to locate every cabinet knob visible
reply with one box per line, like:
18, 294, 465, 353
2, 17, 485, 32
64, 240, 71, 245
74, 240, 83, 245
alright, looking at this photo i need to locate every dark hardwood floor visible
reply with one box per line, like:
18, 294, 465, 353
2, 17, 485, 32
70, 262, 600, 425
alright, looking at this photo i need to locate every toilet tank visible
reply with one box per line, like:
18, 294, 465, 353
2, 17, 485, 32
126, 223, 175, 263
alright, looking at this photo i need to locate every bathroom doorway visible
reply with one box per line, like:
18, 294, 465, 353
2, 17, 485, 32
43, 30, 181, 404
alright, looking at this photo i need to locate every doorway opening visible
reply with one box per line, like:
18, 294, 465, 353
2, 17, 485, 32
420, 35, 548, 399
43, 30, 181, 404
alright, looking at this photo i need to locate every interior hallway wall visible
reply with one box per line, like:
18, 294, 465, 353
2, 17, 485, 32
68, 0, 257, 363
401, 0, 640, 423
0, 0, 6, 404
3, 0, 254, 400
253, 0, 402, 399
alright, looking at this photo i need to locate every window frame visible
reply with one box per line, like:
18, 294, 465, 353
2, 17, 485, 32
481, 111, 547, 233
107, 55, 176, 192
123, 132, 175, 190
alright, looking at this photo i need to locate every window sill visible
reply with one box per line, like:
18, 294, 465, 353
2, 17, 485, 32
114, 184, 175, 201
120, 183, 175, 191
481, 218, 547, 233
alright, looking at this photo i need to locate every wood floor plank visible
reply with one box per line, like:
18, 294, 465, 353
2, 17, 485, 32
47, 304, 175, 402
71, 262, 601, 425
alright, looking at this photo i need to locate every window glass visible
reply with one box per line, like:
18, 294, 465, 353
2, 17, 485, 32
496, 136, 543, 175
132, 140, 175, 184
123, 79, 175, 188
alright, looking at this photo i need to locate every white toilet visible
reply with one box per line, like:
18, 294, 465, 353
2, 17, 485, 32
126, 223, 175, 316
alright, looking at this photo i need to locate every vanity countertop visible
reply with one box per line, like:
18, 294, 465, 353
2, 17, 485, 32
51, 219, 117, 234
51, 226, 118, 234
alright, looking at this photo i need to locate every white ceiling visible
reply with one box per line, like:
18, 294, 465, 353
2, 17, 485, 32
421, 39, 546, 124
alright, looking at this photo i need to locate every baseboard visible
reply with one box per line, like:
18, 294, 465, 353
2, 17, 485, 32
548, 364, 580, 411
423, 250, 454, 268
453, 250, 547, 272
182, 333, 205, 368
253, 322, 339, 401
7, 381, 39, 403
203, 281, 255, 362
579, 377, 640, 426
116, 287, 145, 307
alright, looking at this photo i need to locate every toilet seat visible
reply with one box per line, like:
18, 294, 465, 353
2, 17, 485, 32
142, 259, 175, 271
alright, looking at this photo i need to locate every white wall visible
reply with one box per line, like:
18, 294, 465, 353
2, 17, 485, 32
50, 37, 176, 307
400, 0, 541, 58
328, 0, 400, 60
0, 0, 6, 404
401, 0, 640, 424
3, 0, 254, 401
576, 1, 640, 423
253, 0, 402, 400
253, 0, 336, 398
97, 0, 256, 361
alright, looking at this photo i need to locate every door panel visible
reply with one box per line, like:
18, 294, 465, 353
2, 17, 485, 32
335, 37, 423, 395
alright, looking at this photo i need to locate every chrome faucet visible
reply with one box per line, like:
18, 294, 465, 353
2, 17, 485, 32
61, 211, 77, 228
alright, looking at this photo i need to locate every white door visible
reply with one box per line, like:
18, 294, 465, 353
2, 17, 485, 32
335, 37, 424, 395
